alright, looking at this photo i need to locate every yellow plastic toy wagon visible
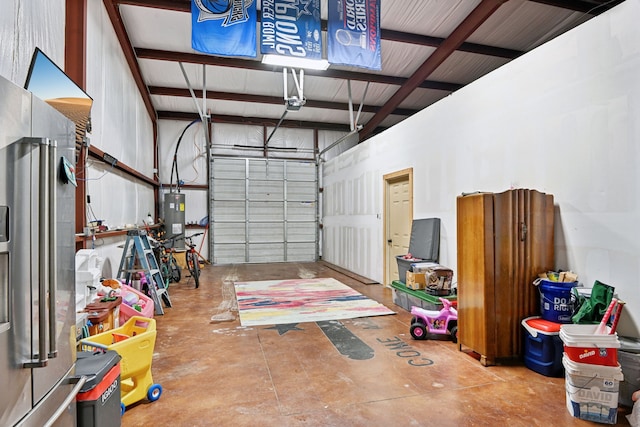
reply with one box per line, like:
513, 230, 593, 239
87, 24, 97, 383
80, 316, 162, 414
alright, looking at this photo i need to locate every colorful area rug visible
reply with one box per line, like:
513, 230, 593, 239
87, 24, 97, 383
234, 277, 395, 327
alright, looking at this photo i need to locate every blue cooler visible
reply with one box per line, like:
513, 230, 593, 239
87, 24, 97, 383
522, 316, 564, 377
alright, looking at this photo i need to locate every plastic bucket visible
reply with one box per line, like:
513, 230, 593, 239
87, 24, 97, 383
560, 323, 620, 367
562, 355, 623, 424
537, 280, 577, 323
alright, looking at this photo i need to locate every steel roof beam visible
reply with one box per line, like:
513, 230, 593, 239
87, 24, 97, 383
136, 48, 463, 93
148, 86, 420, 117
156, 110, 386, 133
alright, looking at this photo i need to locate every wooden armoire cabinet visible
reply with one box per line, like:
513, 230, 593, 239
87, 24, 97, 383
456, 189, 554, 366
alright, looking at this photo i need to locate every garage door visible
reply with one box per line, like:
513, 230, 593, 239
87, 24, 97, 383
209, 157, 318, 264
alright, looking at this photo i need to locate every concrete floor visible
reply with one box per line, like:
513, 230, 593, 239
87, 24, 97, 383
120, 262, 632, 426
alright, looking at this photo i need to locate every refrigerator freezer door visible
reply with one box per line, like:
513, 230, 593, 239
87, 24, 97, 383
0, 76, 78, 426
30, 91, 77, 409
0, 73, 34, 427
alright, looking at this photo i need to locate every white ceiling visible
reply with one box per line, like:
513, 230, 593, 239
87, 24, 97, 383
110, 0, 624, 139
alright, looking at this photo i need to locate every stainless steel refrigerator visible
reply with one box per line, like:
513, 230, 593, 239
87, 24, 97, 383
0, 73, 82, 425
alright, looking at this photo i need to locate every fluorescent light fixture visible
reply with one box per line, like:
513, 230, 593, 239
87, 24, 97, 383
262, 54, 330, 70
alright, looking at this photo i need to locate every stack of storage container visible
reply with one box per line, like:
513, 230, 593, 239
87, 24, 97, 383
521, 277, 579, 378
395, 218, 440, 286
559, 299, 625, 425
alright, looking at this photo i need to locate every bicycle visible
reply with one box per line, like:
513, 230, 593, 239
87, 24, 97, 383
184, 232, 204, 289
153, 234, 182, 285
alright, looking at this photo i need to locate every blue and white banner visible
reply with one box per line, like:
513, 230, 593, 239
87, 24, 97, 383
260, 0, 322, 60
328, 0, 381, 70
191, 0, 257, 58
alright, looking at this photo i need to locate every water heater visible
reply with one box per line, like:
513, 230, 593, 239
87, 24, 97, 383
163, 192, 185, 246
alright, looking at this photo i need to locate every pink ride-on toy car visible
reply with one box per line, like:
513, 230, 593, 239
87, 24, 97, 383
409, 297, 458, 343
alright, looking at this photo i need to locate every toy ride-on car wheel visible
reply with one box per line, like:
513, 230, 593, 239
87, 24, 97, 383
147, 384, 163, 402
410, 322, 428, 340
449, 325, 458, 343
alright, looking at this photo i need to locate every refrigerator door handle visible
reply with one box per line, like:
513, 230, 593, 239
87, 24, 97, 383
41, 376, 88, 427
1, 245, 7, 334
14, 375, 88, 427
47, 140, 57, 359
22, 137, 51, 368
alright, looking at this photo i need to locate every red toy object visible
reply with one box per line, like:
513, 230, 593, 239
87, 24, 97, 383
409, 297, 458, 342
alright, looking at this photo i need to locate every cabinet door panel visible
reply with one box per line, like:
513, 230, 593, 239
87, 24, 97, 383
457, 193, 495, 359
493, 189, 519, 358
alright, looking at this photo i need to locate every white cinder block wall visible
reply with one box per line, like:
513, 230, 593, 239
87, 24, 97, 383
322, 0, 640, 337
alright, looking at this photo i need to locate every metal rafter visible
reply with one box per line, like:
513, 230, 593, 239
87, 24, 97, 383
104, 0, 156, 121
148, 86, 420, 117
136, 48, 463, 93
117, 0, 622, 15
156, 111, 371, 133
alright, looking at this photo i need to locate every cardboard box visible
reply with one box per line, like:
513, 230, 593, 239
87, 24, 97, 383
405, 271, 426, 290
422, 264, 454, 294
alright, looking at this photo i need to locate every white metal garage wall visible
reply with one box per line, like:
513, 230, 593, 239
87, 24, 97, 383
209, 157, 318, 264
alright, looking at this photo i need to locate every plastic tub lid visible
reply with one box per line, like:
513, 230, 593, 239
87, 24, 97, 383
559, 329, 621, 349
560, 323, 618, 338
407, 218, 440, 261
537, 279, 578, 289
74, 350, 122, 392
522, 316, 561, 337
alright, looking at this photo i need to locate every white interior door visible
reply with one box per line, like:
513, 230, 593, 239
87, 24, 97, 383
384, 169, 413, 285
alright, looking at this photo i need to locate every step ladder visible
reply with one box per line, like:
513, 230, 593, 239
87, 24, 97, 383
117, 230, 171, 315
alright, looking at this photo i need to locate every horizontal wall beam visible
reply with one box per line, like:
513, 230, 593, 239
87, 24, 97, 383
88, 145, 159, 187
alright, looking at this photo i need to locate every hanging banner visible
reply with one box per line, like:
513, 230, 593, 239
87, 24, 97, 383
328, 0, 381, 70
191, 0, 257, 58
260, 0, 322, 60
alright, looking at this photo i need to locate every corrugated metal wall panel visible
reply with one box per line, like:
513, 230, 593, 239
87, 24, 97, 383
211, 200, 245, 221
212, 222, 245, 243
249, 223, 284, 242
249, 181, 284, 201
287, 181, 316, 200
287, 222, 316, 242
248, 159, 284, 179
287, 202, 316, 221
211, 179, 245, 200
286, 243, 316, 262
213, 244, 246, 264
248, 201, 283, 222
249, 243, 285, 263
210, 157, 318, 264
